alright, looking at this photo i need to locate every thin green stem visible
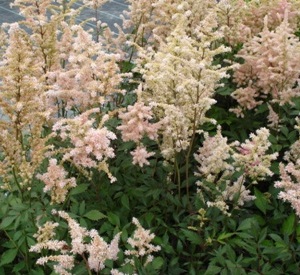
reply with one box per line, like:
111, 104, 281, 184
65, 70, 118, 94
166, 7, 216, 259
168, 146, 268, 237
185, 155, 191, 207
174, 157, 181, 200
184, 109, 198, 210
81, 253, 93, 275
3, 230, 24, 257
12, 167, 24, 200
4, 230, 30, 272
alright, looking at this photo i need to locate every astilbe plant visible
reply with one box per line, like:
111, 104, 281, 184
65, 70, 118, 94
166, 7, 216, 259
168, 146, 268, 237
216, 0, 300, 46
241, 0, 300, 38
36, 158, 76, 204
121, 0, 157, 48
151, 0, 218, 43
12, 0, 66, 76
275, 162, 300, 217
30, 211, 160, 274
124, 217, 161, 267
3, 0, 300, 274
231, 10, 300, 116
0, 0, 125, 197
30, 210, 122, 275
195, 127, 278, 215
136, 11, 231, 161
215, 0, 251, 45
123, 0, 220, 47
114, 0, 220, 59
0, 23, 51, 190
52, 109, 117, 183
46, 23, 127, 115
232, 127, 278, 182
12, 0, 126, 118
275, 119, 300, 217
117, 89, 161, 167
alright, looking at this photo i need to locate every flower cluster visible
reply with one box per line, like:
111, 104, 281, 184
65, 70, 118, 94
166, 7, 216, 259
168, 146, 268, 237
87, 229, 121, 272
195, 127, 277, 214
131, 146, 155, 168
231, 11, 300, 115
53, 109, 117, 182
137, 10, 230, 161
30, 221, 68, 254
32, 221, 61, 246
275, 162, 300, 217
31, 210, 122, 274
222, 176, 255, 207
47, 23, 125, 114
0, 23, 51, 189
215, 0, 251, 45
117, 99, 160, 167
194, 126, 232, 183
118, 101, 160, 143
36, 159, 76, 204
125, 217, 161, 267
232, 127, 278, 182
13, 0, 127, 118
31, 212, 160, 273
121, 0, 156, 47
122, 0, 221, 48
275, 119, 300, 217
12, 0, 65, 77
215, 0, 300, 46
30, 219, 73, 275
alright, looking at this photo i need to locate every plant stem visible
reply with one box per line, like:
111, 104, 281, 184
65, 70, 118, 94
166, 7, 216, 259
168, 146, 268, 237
174, 157, 181, 200
81, 253, 93, 275
12, 167, 24, 200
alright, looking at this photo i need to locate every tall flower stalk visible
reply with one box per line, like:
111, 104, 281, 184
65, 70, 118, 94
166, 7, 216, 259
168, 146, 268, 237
0, 24, 51, 191
134, 10, 231, 201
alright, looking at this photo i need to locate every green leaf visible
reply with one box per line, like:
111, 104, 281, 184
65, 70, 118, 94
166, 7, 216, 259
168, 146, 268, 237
79, 201, 86, 216
181, 229, 202, 245
121, 194, 130, 210
254, 188, 268, 214
70, 184, 89, 196
225, 245, 236, 262
151, 256, 164, 270
108, 212, 120, 227
12, 231, 22, 242
26, 236, 35, 247
119, 60, 135, 73
73, 262, 89, 275
280, 126, 289, 138
217, 86, 234, 96
269, 234, 284, 243
258, 227, 267, 244
12, 261, 26, 273
144, 212, 154, 227
288, 130, 297, 143
30, 268, 45, 275
84, 210, 106, 221
204, 265, 222, 275
296, 225, 300, 243
217, 232, 235, 244
0, 248, 18, 266
237, 217, 257, 231
121, 228, 128, 243
282, 213, 295, 236
0, 216, 16, 229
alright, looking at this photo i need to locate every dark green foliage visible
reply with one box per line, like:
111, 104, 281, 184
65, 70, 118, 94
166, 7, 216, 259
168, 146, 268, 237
2, 2, 300, 274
